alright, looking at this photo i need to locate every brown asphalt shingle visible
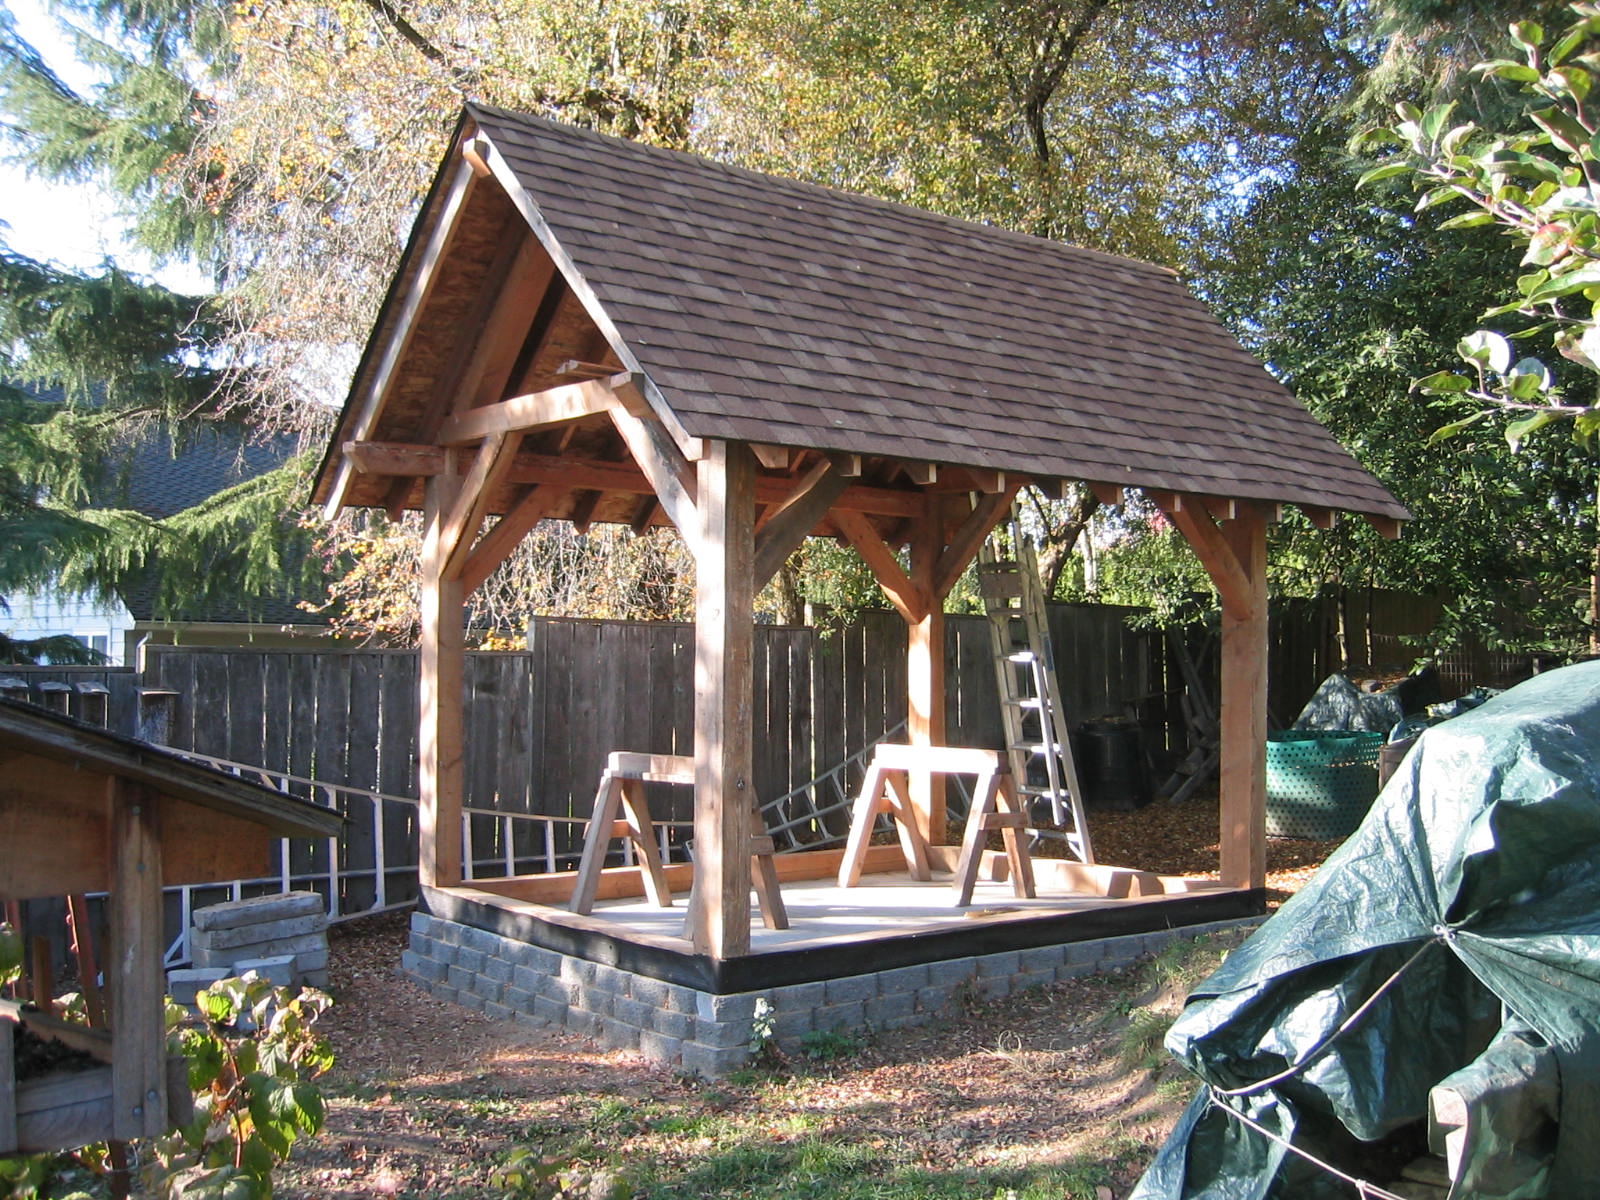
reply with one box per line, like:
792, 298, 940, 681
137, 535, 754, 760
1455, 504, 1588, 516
429, 106, 1405, 518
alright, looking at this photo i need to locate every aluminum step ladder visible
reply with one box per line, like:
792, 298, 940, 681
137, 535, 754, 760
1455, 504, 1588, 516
975, 534, 1094, 863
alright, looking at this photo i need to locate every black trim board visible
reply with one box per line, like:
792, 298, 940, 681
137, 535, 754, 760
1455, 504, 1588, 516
420, 885, 1267, 994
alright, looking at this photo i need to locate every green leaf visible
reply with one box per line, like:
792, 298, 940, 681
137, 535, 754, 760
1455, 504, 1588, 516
1506, 410, 1559, 449
1528, 262, 1600, 300
1510, 22, 1545, 52
1428, 412, 1491, 443
1478, 59, 1542, 83
1441, 123, 1477, 156
1551, 66, 1593, 101
1395, 101, 1422, 123
1459, 330, 1514, 372
1414, 370, 1472, 393
1530, 107, 1592, 154
1420, 102, 1456, 144
1438, 210, 1497, 230
1357, 161, 1414, 188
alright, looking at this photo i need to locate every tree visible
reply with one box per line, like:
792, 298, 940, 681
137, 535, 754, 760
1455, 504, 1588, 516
1357, 4, 1600, 648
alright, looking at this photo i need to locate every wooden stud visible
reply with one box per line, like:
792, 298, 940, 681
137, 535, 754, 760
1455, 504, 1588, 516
110, 781, 165, 1142
419, 466, 466, 888
1300, 505, 1337, 530
689, 442, 756, 958
965, 469, 1007, 494
1161, 498, 1252, 616
1202, 496, 1239, 522
554, 359, 619, 380
899, 461, 938, 485
1217, 506, 1269, 891
1088, 481, 1123, 506
827, 452, 862, 477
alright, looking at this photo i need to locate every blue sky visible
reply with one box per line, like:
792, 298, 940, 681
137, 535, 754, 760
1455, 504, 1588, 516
2, 0, 208, 292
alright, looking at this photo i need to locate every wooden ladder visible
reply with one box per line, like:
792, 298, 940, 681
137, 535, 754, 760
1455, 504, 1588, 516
975, 535, 1094, 864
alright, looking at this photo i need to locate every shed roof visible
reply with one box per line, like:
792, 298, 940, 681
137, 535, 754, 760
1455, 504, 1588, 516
315, 106, 1405, 523
0, 699, 341, 840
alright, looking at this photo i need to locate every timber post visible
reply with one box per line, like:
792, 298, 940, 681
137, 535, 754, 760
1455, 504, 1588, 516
420, 463, 466, 888
690, 440, 757, 957
1218, 505, 1269, 891
906, 500, 947, 844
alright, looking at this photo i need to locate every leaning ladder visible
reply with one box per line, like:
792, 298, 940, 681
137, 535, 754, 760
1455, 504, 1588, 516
975, 534, 1094, 863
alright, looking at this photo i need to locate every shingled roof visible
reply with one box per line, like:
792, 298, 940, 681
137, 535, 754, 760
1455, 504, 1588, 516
316, 105, 1405, 523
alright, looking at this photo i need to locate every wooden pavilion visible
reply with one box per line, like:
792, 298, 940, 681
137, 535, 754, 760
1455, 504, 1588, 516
313, 105, 1407, 969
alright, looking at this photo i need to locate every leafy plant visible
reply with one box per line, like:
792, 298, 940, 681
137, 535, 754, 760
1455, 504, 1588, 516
0, 922, 20, 992
799, 1025, 864, 1063
151, 975, 334, 1199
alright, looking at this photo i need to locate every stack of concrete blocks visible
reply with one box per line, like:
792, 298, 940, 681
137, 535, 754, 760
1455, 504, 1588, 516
167, 891, 331, 1005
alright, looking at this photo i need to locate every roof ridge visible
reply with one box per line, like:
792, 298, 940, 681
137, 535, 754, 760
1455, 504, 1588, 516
465, 103, 1180, 282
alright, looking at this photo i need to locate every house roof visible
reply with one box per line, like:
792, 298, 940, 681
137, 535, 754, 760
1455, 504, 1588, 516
315, 106, 1405, 524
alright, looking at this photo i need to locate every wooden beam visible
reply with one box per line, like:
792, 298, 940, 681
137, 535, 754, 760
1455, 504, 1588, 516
459, 485, 560, 595
689, 441, 756, 958
110, 780, 165, 1142
1202, 496, 1239, 522
751, 444, 791, 470
899, 461, 937, 485
436, 376, 629, 445
828, 452, 862, 477
440, 432, 523, 581
323, 158, 481, 518
629, 495, 659, 535
607, 377, 700, 546
1218, 506, 1269, 891
965, 469, 1007, 494
753, 460, 850, 588
462, 135, 492, 178
1300, 505, 1337, 530
833, 508, 929, 623
569, 490, 602, 534
344, 441, 444, 476
1364, 513, 1403, 540
419, 469, 466, 888
931, 486, 1019, 600
1088, 481, 1123, 506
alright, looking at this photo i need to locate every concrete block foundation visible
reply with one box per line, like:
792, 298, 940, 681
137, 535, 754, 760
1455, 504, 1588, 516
402, 909, 1261, 1077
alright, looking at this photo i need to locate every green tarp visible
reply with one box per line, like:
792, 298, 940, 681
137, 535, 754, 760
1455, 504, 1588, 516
1132, 661, 1600, 1199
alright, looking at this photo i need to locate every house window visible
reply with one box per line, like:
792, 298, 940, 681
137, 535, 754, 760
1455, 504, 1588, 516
75, 632, 109, 658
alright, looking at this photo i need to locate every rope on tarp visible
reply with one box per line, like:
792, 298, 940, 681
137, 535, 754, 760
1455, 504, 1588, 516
1204, 1095, 1412, 1200
1211, 932, 1448, 1099
1197, 927, 1464, 1200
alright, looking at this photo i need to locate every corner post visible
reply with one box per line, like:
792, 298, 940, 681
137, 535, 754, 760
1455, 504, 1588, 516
1218, 506, 1269, 891
110, 779, 166, 1141
690, 440, 756, 957
420, 462, 466, 888
906, 501, 947, 844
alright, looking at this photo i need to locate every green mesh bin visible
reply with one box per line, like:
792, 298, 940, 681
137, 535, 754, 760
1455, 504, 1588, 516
1265, 730, 1385, 840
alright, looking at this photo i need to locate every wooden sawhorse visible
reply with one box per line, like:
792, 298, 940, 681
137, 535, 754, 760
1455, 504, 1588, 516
569, 751, 788, 930
837, 743, 1036, 907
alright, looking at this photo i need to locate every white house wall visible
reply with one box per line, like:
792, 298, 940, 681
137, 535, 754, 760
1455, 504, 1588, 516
0, 585, 136, 665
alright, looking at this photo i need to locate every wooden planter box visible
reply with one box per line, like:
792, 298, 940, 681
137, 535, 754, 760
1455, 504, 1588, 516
0, 1006, 193, 1155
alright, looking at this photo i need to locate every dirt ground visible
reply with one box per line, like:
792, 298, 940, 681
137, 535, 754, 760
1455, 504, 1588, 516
276, 798, 1337, 1200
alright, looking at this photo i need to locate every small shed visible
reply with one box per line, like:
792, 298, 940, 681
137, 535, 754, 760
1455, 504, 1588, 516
311, 106, 1405, 1056
0, 699, 341, 1153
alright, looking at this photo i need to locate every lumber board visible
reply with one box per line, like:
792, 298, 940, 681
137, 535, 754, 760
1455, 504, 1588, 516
1218, 506, 1269, 891
932, 487, 1018, 600
753, 459, 851, 587
419, 471, 467, 888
